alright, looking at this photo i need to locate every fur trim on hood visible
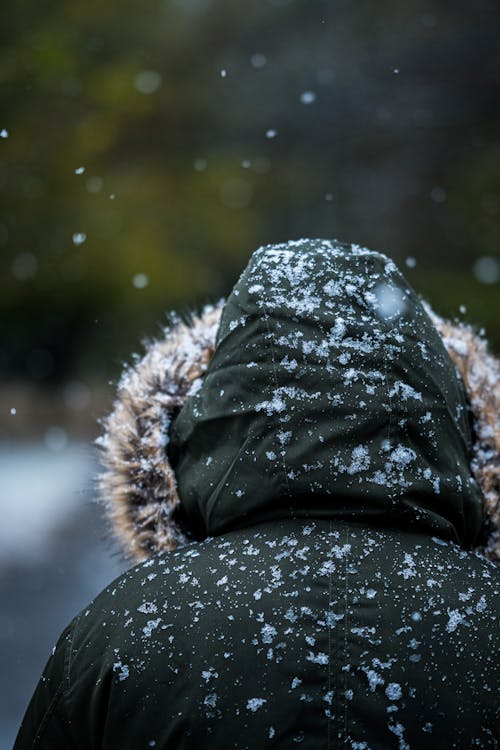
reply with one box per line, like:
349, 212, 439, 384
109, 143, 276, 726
96, 300, 500, 563
424, 304, 500, 562
96, 303, 223, 561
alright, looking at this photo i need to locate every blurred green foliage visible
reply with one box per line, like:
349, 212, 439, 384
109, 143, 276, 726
1, 0, 499, 384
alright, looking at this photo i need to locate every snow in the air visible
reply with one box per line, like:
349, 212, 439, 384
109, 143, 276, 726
72, 232, 87, 246
300, 91, 316, 104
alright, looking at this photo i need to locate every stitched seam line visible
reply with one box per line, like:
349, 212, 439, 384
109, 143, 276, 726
31, 615, 81, 749
264, 315, 292, 498
383, 350, 394, 504
29, 617, 77, 749
28, 681, 64, 750
64, 614, 80, 690
327, 519, 333, 750
343, 524, 350, 747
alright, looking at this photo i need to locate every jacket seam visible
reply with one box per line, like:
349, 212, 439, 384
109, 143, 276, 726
264, 314, 292, 499
30, 615, 80, 749
343, 524, 349, 747
383, 352, 394, 505
333, 523, 349, 748
64, 614, 80, 690
28, 680, 65, 750
327, 520, 333, 750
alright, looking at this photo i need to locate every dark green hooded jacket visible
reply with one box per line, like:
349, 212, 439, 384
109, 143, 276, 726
15, 240, 500, 749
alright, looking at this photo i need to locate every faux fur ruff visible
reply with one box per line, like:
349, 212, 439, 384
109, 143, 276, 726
96, 301, 500, 563
424, 304, 500, 563
95, 303, 223, 561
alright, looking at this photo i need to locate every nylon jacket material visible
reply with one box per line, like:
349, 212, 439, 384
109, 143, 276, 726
14, 520, 499, 749
15, 239, 500, 749
171, 240, 483, 545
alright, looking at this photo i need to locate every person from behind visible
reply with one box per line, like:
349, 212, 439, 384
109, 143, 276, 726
15, 239, 500, 749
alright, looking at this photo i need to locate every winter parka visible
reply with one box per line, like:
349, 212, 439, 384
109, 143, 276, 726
15, 239, 500, 749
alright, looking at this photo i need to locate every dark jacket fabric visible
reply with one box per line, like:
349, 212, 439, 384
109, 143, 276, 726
15, 239, 500, 749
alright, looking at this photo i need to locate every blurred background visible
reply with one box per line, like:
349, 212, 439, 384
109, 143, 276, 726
1, 0, 499, 745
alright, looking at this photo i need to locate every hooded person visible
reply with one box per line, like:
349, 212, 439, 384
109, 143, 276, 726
15, 239, 500, 749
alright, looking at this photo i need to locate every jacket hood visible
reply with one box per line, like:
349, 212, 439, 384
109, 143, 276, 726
96, 239, 500, 562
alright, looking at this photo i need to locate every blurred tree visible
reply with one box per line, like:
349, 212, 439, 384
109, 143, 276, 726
0, 0, 499, 385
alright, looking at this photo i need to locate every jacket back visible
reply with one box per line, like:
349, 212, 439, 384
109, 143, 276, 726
15, 519, 499, 749
15, 240, 500, 749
